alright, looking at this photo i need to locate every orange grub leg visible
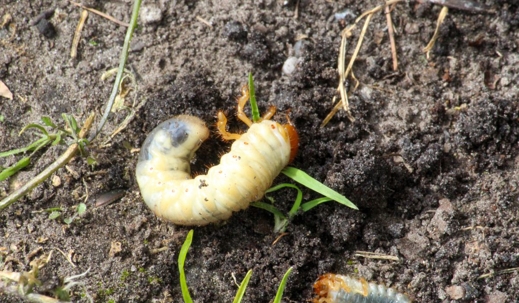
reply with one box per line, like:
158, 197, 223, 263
236, 84, 253, 127
262, 105, 277, 120
216, 111, 241, 141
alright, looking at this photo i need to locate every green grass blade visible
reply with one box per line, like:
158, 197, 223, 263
282, 166, 358, 210
41, 116, 57, 128
19, 123, 49, 137
89, 0, 142, 141
248, 73, 260, 123
232, 270, 253, 303
265, 183, 303, 218
178, 230, 194, 303
251, 201, 286, 219
0, 157, 30, 181
301, 197, 333, 212
273, 267, 293, 303
0, 146, 31, 158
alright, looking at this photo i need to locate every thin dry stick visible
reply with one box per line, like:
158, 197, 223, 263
294, 0, 300, 19
478, 267, 519, 279
385, 4, 398, 71
71, 9, 88, 58
69, 0, 129, 27
338, 29, 354, 122
322, 0, 406, 126
327, 12, 373, 124
195, 15, 213, 28
0, 113, 95, 212
354, 251, 400, 261
423, 6, 449, 57
321, 96, 340, 127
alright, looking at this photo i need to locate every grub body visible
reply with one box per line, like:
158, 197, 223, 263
136, 115, 292, 226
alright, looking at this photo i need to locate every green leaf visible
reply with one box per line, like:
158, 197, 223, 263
52, 133, 62, 146
232, 270, 253, 303
178, 230, 194, 303
63, 217, 73, 224
86, 156, 98, 167
19, 123, 49, 137
69, 115, 79, 134
251, 201, 288, 233
41, 116, 57, 128
77, 203, 87, 215
248, 73, 260, 123
49, 211, 61, 220
266, 183, 303, 218
301, 197, 334, 212
0, 147, 30, 157
45, 207, 62, 213
282, 166, 358, 210
251, 201, 286, 220
273, 267, 293, 303
0, 157, 30, 181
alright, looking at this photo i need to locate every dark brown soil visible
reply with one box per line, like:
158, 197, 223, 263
1, 0, 519, 302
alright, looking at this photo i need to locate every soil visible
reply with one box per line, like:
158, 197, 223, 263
1, 0, 519, 302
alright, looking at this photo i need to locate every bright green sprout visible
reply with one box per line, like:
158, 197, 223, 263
273, 266, 293, 303
45, 203, 87, 224
178, 230, 194, 303
248, 72, 260, 123
232, 270, 253, 303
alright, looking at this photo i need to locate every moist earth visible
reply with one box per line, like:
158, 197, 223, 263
1, 0, 518, 302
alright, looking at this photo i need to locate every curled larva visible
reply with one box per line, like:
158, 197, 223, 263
313, 274, 412, 303
136, 87, 298, 226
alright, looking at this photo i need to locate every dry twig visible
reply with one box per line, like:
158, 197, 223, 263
70, 9, 88, 58
385, 4, 398, 71
423, 6, 449, 57
69, 1, 129, 27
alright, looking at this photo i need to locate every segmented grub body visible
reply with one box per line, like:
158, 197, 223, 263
313, 274, 412, 303
136, 114, 295, 226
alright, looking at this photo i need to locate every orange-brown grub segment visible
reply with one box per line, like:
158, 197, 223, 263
283, 123, 299, 163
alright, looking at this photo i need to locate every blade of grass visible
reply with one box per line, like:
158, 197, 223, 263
273, 267, 293, 303
19, 123, 49, 137
282, 166, 357, 210
301, 197, 333, 212
0, 157, 30, 181
41, 116, 57, 128
251, 201, 286, 219
89, 0, 142, 141
265, 183, 303, 218
248, 73, 260, 123
0, 137, 49, 158
178, 230, 194, 303
232, 270, 253, 303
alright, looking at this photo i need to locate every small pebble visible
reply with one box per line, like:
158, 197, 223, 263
52, 175, 61, 187
140, 5, 163, 24
282, 56, 300, 76
445, 285, 464, 300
